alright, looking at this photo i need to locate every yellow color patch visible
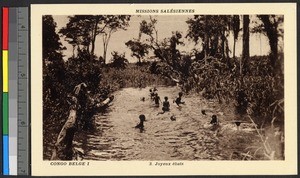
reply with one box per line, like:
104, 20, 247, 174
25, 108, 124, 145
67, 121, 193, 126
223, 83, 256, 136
3, 50, 8, 92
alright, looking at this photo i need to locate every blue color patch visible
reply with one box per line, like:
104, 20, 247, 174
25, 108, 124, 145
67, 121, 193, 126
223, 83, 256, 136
3, 135, 9, 175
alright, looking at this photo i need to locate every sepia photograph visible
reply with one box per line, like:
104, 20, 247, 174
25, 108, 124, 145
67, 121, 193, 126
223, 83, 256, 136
31, 3, 296, 176
43, 13, 285, 161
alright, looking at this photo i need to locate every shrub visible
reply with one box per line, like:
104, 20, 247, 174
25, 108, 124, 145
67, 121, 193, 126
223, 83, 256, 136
109, 52, 129, 69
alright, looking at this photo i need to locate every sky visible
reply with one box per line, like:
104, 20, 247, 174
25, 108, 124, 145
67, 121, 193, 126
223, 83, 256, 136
53, 15, 282, 63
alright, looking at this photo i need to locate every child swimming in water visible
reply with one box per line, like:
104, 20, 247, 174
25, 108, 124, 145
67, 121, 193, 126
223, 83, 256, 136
135, 114, 146, 132
203, 115, 221, 136
210, 115, 219, 125
174, 92, 185, 106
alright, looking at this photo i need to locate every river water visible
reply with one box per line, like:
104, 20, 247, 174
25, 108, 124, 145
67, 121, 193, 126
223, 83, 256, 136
76, 86, 257, 160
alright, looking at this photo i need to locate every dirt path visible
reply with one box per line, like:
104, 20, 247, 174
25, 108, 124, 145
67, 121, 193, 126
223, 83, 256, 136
78, 86, 258, 160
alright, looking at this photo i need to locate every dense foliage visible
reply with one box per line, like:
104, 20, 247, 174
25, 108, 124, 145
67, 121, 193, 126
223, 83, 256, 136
135, 15, 284, 126
108, 52, 129, 69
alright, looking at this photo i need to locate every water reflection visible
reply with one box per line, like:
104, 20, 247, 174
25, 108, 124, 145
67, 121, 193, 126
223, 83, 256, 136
78, 87, 244, 160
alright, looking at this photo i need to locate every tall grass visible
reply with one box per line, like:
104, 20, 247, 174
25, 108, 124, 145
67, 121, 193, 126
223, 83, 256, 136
100, 63, 175, 92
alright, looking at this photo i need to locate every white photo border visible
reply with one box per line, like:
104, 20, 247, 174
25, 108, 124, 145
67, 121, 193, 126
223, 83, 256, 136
31, 3, 297, 176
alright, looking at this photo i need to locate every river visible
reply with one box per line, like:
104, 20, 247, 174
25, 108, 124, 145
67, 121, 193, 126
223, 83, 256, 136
76, 86, 261, 160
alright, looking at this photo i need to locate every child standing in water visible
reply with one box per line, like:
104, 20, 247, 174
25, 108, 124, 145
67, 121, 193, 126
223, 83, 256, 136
153, 93, 161, 107
162, 97, 170, 112
157, 96, 170, 115
150, 87, 158, 100
149, 89, 154, 100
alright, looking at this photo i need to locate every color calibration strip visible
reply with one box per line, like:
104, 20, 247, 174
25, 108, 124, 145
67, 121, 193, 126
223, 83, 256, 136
2, 7, 9, 175
9, 7, 19, 175
1, 7, 30, 175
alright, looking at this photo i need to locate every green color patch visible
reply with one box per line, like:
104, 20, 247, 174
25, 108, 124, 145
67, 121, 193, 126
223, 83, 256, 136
3, 92, 8, 135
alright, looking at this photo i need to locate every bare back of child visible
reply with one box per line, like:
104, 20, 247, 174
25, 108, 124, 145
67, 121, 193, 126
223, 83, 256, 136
157, 96, 170, 115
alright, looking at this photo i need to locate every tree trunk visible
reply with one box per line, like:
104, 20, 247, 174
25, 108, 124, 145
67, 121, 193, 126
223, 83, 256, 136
86, 44, 90, 54
204, 35, 209, 57
242, 15, 250, 75
211, 36, 218, 57
204, 15, 209, 63
233, 38, 236, 59
103, 48, 107, 64
90, 17, 99, 56
204, 34, 209, 65
232, 15, 240, 59
224, 37, 230, 67
72, 45, 75, 58
102, 34, 107, 64
221, 30, 226, 59
259, 15, 279, 67
103, 30, 113, 64
269, 37, 278, 67
170, 36, 178, 69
